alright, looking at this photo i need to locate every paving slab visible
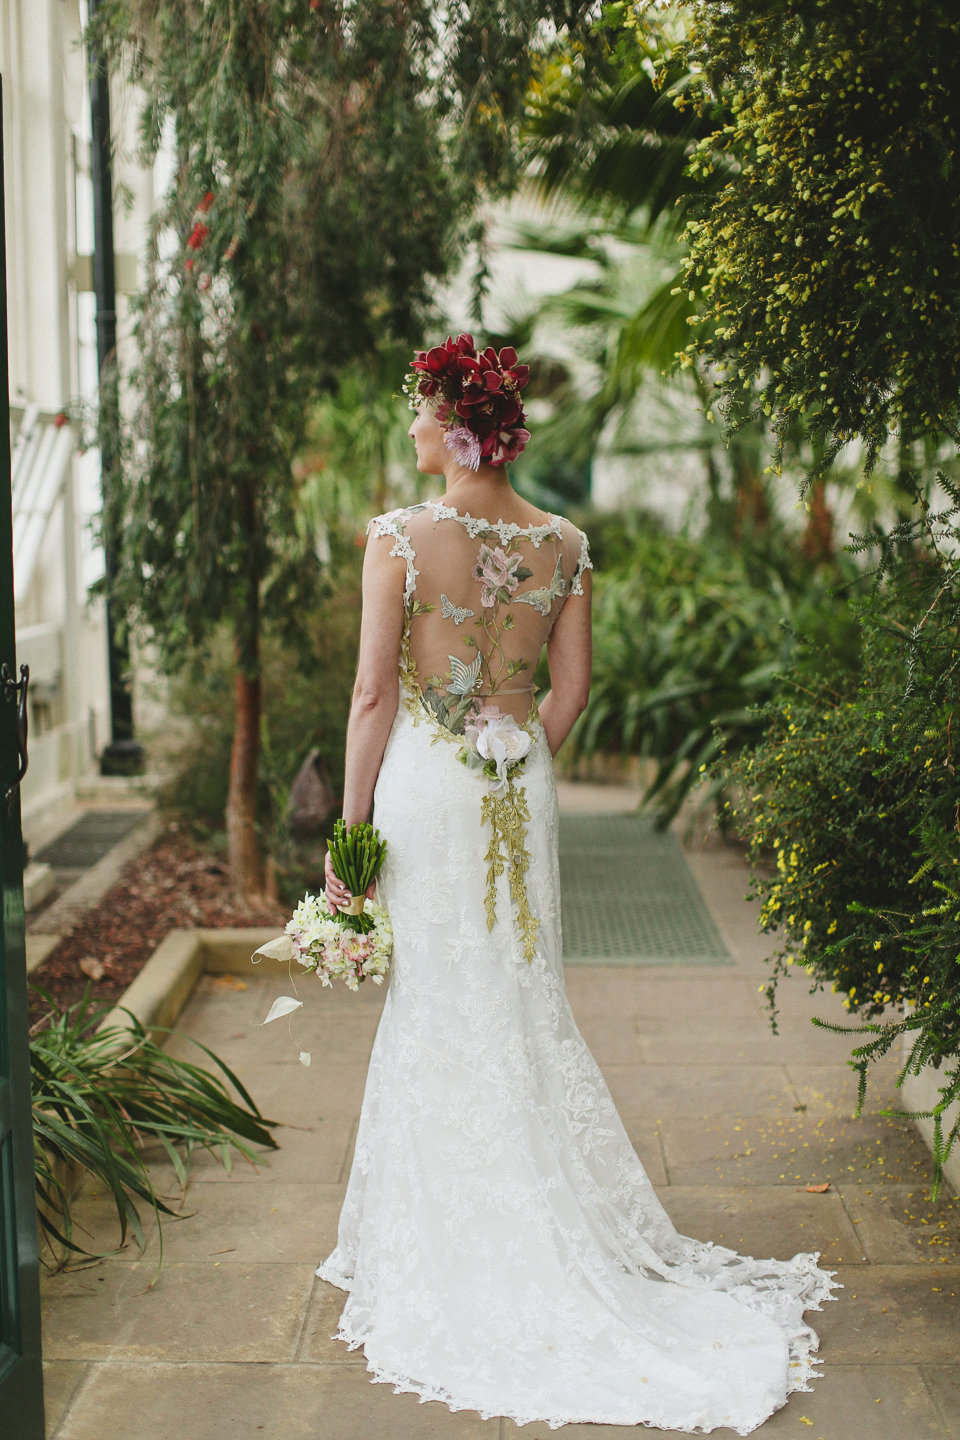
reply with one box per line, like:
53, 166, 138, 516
41, 1260, 315, 1363
921, 1366, 960, 1439
298, 1279, 367, 1364
189, 1056, 374, 1125
572, 1014, 644, 1065
635, 1014, 882, 1067
64, 1178, 347, 1267
837, 1182, 960, 1266
503, 1364, 949, 1439
563, 969, 763, 1021
660, 1111, 933, 1189
52, 1361, 500, 1440
602, 1062, 797, 1119
654, 1185, 862, 1266
813, 1265, 960, 1362
41, 1360, 88, 1439
135, 1110, 356, 1189
785, 1060, 901, 1116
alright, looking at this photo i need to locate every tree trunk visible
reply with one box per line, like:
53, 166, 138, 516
801, 479, 834, 563
227, 667, 263, 900
227, 492, 264, 900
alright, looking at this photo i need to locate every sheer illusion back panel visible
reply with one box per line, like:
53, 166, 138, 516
400, 503, 588, 723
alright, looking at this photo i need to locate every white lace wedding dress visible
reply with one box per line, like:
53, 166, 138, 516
316, 500, 838, 1434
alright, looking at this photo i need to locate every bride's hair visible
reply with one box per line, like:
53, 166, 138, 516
403, 333, 531, 471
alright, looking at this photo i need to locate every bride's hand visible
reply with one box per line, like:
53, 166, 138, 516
324, 849, 351, 913
324, 849, 378, 912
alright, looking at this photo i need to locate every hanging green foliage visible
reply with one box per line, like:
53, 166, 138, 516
667, 0, 960, 472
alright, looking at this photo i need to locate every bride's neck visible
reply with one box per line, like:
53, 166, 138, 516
442, 462, 513, 503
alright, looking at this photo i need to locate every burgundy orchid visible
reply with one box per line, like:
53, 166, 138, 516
404, 334, 531, 469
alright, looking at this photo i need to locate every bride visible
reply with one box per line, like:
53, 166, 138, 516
316, 334, 838, 1434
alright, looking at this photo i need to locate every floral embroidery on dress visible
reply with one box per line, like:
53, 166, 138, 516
472, 543, 530, 607
367, 500, 591, 964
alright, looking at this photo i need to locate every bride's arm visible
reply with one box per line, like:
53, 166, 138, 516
538, 568, 593, 757
340, 533, 406, 828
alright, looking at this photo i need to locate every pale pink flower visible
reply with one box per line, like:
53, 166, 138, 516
472, 544, 523, 607
443, 424, 482, 470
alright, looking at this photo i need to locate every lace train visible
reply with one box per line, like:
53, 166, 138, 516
317, 697, 839, 1434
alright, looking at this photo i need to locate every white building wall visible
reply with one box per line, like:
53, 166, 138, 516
1, 0, 158, 852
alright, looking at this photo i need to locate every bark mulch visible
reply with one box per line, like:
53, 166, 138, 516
27, 823, 287, 1028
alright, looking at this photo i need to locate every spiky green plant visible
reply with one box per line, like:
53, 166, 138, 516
31, 984, 279, 1277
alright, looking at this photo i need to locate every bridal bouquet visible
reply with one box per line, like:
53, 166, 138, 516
252, 823, 392, 1060
275, 887, 393, 990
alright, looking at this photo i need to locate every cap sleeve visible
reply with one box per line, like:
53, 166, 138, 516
570, 526, 593, 597
366, 508, 419, 605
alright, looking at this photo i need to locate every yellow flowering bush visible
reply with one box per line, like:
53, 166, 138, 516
716, 490, 960, 1190
667, 0, 960, 472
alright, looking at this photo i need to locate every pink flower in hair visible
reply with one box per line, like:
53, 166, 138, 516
443, 425, 482, 471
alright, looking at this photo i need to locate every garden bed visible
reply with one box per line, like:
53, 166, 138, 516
26, 823, 287, 1027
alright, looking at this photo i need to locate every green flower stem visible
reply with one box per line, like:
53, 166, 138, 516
327, 819, 387, 933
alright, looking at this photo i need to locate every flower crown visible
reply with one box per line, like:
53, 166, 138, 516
403, 333, 531, 470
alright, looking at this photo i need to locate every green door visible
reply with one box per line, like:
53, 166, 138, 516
0, 79, 45, 1440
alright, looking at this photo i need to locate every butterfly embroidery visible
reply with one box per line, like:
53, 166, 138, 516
441, 593, 475, 625
513, 555, 567, 616
446, 653, 483, 696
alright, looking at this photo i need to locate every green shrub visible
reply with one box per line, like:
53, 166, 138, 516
718, 485, 960, 1192
568, 515, 858, 824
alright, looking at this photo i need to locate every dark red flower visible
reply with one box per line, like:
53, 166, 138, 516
187, 222, 210, 251
404, 333, 531, 466
197, 191, 215, 213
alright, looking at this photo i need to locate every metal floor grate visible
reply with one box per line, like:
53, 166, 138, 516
559, 813, 731, 966
34, 809, 148, 871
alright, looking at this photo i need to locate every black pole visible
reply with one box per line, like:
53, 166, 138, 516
88, 0, 143, 775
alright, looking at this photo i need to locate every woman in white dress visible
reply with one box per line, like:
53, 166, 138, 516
318, 335, 838, 1434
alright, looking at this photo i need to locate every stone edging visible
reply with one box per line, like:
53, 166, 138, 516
96, 926, 285, 1044
901, 1040, 960, 1194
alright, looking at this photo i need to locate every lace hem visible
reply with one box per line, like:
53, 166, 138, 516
315, 1247, 840, 1435
321, 1286, 836, 1437
314, 1259, 353, 1291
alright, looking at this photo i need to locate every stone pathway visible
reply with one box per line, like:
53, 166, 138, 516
39, 787, 960, 1439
